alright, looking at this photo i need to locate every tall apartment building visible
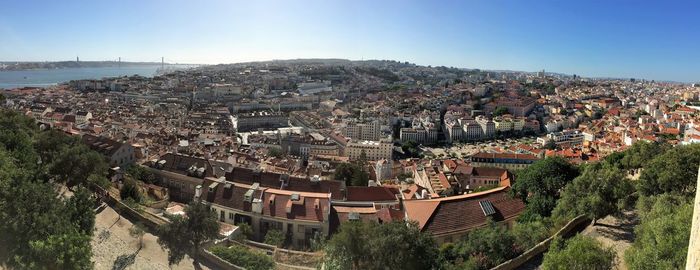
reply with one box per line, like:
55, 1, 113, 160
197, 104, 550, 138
476, 116, 496, 138
444, 120, 464, 143
461, 119, 484, 141
233, 111, 288, 132
345, 140, 393, 161
399, 117, 438, 144
343, 120, 382, 141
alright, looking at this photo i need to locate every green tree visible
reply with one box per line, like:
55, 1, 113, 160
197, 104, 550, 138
66, 186, 97, 235
356, 150, 368, 166
264, 229, 285, 247
511, 219, 550, 252
446, 221, 517, 269
120, 177, 142, 202
48, 144, 108, 187
542, 235, 614, 270
333, 163, 369, 187
210, 245, 275, 270
625, 194, 692, 270
616, 141, 669, 170
127, 165, 157, 184
157, 202, 220, 265
267, 147, 284, 158
544, 139, 557, 150
350, 167, 369, 187
234, 222, 253, 242
401, 140, 421, 158
324, 221, 440, 270
334, 163, 355, 183
552, 163, 635, 224
637, 144, 700, 197
0, 111, 99, 269
28, 231, 94, 270
511, 157, 579, 220
34, 129, 79, 163
493, 106, 509, 116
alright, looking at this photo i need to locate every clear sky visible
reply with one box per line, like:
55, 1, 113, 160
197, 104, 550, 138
1, 0, 698, 82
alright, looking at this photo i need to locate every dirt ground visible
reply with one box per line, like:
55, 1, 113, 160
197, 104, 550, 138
91, 206, 210, 270
582, 211, 639, 270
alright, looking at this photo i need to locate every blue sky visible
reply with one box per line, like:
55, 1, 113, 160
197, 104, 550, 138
1, 0, 698, 82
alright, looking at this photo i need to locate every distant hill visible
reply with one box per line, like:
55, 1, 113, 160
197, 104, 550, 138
0, 61, 167, 71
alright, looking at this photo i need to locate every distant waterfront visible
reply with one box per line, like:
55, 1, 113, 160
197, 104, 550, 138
0, 66, 162, 89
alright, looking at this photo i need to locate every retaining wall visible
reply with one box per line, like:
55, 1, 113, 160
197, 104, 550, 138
491, 215, 591, 270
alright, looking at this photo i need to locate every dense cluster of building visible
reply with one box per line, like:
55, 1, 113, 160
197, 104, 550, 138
3, 59, 700, 250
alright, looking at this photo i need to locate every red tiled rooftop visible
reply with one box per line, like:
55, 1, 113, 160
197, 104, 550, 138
346, 186, 399, 202
404, 186, 525, 236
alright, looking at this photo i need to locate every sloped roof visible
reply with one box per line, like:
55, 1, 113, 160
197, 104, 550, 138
81, 134, 124, 157
203, 179, 329, 222
346, 186, 399, 202
225, 167, 344, 200
404, 186, 525, 236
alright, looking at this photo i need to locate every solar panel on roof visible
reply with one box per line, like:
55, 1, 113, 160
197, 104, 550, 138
479, 200, 496, 216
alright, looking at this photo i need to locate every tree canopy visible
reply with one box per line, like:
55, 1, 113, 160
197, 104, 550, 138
441, 219, 551, 270
323, 221, 440, 270
552, 162, 635, 223
333, 162, 369, 187
263, 229, 285, 247
637, 144, 700, 197
542, 235, 615, 270
493, 106, 510, 116
0, 110, 101, 269
511, 157, 579, 221
158, 202, 220, 265
210, 245, 275, 270
624, 194, 693, 270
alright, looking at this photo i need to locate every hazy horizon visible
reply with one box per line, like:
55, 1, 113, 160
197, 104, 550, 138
2, 0, 699, 82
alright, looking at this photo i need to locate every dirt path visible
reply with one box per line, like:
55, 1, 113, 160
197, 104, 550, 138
91, 206, 210, 270
581, 211, 639, 270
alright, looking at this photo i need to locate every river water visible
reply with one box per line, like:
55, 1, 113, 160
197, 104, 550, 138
0, 66, 162, 89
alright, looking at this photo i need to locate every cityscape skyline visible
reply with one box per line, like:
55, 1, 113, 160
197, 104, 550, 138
1, 0, 699, 82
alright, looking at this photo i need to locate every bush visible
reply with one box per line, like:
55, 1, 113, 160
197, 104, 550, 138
120, 178, 141, 202
126, 165, 156, 184
324, 221, 439, 270
446, 222, 517, 269
234, 223, 253, 242
210, 245, 275, 270
542, 235, 614, 270
637, 144, 700, 197
511, 157, 579, 220
264, 229, 285, 247
624, 194, 692, 269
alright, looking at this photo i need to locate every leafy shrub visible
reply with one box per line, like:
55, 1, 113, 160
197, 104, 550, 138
210, 245, 275, 270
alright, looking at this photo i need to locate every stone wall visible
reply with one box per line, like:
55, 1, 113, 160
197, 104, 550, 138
491, 215, 591, 270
